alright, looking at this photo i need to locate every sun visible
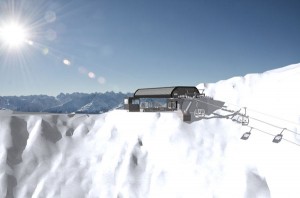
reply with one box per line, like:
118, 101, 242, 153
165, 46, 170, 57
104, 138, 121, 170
0, 21, 29, 48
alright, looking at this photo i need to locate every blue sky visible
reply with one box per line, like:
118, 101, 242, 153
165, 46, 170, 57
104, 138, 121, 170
0, 0, 300, 96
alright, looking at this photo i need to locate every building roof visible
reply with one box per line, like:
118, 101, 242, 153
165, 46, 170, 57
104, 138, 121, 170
134, 86, 199, 98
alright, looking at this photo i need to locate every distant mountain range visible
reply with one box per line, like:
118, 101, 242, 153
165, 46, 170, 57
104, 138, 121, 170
0, 92, 131, 113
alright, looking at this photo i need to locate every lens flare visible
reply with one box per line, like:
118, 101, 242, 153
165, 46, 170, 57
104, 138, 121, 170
0, 21, 28, 48
88, 72, 96, 79
45, 29, 57, 41
63, 59, 71, 66
78, 67, 88, 74
97, 76, 106, 84
27, 40, 34, 45
44, 11, 56, 23
42, 48, 49, 55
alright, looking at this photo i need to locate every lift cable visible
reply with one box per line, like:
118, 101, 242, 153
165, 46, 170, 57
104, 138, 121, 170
247, 125, 300, 148
192, 97, 300, 137
223, 100, 300, 127
249, 116, 300, 136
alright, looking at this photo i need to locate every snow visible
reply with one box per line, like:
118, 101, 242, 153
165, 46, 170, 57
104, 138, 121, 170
1, 63, 300, 197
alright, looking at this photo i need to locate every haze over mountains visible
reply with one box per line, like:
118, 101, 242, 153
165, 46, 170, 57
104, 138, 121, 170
0, 92, 130, 113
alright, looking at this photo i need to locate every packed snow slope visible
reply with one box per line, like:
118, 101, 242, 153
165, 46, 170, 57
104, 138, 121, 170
1, 63, 300, 198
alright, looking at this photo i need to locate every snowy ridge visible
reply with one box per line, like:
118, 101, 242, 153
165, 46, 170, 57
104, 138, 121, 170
202, 63, 300, 120
78, 102, 93, 112
1, 63, 300, 197
0, 92, 130, 114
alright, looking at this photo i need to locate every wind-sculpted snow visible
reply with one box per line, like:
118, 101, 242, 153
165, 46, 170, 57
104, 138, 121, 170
0, 111, 271, 198
0, 63, 300, 197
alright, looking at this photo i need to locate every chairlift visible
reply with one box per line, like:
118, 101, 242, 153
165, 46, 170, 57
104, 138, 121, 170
236, 107, 249, 126
194, 108, 205, 118
241, 116, 249, 126
272, 128, 286, 143
197, 89, 205, 96
241, 127, 253, 140
237, 116, 249, 125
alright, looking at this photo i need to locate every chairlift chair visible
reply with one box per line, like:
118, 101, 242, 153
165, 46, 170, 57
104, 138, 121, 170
241, 127, 253, 140
242, 116, 249, 126
272, 134, 283, 143
236, 107, 249, 126
272, 128, 286, 143
194, 108, 205, 118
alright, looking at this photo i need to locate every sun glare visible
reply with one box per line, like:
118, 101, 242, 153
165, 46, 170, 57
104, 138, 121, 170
0, 21, 28, 48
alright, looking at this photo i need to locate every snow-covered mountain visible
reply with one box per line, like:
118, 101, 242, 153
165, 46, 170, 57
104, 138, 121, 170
0, 92, 130, 114
1, 63, 300, 198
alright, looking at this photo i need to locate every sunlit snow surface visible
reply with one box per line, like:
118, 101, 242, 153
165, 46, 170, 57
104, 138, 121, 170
1, 63, 300, 198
